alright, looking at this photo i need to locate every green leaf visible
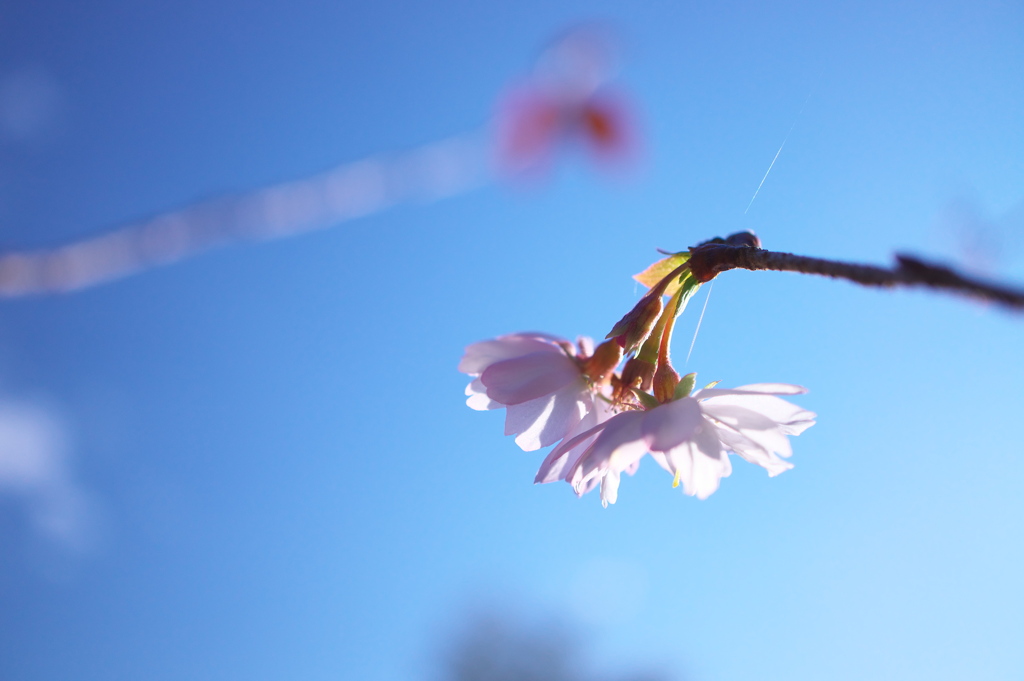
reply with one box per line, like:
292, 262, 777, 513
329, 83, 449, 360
673, 372, 697, 400
633, 252, 690, 297
669, 274, 701, 321
631, 387, 661, 410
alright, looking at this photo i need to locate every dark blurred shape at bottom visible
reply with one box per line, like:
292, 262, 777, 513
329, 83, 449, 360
439, 611, 674, 681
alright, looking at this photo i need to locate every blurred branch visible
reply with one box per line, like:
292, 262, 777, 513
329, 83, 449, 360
688, 241, 1024, 311
0, 132, 488, 297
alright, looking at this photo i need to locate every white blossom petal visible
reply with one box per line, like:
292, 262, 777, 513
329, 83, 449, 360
692, 442, 730, 500
465, 378, 500, 411
700, 393, 816, 432
576, 473, 601, 496
640, 397, 702, 451
458, 335, 561, 374
665, 423, 729, 500
481, 351, 580, 405
537, 419, 609, 481
695, 383, 807, 399
509, 379, 588, 451
701, 403, 794, 459
600, 469, 621, 507
570, 411, 648, 493
732, 383, 807, 394
712, 421, 793, 476
534, 397, 611, 483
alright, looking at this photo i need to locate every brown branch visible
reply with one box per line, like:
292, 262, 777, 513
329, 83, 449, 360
687, 239, 1024, 311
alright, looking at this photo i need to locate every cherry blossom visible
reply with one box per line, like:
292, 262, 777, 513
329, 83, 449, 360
539, 382, 815, 506
495, 87, 636, 175
495, 27, 637, 176
458, 333, 614, 452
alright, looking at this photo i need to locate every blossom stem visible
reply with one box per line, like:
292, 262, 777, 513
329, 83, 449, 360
651, 283, 690, 402
657, 281, 688, 366
636, 302, 671, 364
688, 242, 1024, 311
656, 294, 677, 368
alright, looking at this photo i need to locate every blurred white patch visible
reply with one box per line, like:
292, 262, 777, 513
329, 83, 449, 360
0, 66, 64, 144
568, 557, 649, 626
0, 401, 95, 552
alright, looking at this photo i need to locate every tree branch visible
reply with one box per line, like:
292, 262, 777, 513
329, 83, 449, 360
687, 240, 1024, 311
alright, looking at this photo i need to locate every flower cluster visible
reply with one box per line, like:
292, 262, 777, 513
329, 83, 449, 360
459, 241, 816, 506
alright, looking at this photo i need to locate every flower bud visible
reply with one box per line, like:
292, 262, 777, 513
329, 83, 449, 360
605, 290, 664, 354
614, 356, 655, 403
652, 364, 679, 403
583, 339, 623, 386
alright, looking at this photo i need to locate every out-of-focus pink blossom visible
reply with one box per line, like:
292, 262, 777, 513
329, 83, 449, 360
541, 383, 815, 506
494, 27, 638, 176
496, 88, 636, 175
459, 333, 612, 452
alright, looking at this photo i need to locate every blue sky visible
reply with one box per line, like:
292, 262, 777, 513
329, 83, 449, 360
1, 1, 1022, 680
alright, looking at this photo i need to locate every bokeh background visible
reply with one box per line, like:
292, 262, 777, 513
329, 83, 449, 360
1, 1, 1022, 680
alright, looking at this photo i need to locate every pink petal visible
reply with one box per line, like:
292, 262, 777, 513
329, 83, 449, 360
465, 379, 500, 411
571, 411, 648, 485
640, 398, 702, 452
535, 416, 613, 484
482, 351, 580, 405
695, 383, 807, 400
665, 424, 729, 500
573, 473, 601, 497
701, 403, 794, 458
691, 438, 730, 500
715, 423, 794, 476
507, 380, 587, 451
699, 393, 815, 431
458, 334, 564, 375
533, 398, 609, 483
733, 383, 808, 394
599, 470, 621, 507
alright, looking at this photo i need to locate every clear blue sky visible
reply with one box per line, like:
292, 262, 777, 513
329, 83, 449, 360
1, 1, 1022, 680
